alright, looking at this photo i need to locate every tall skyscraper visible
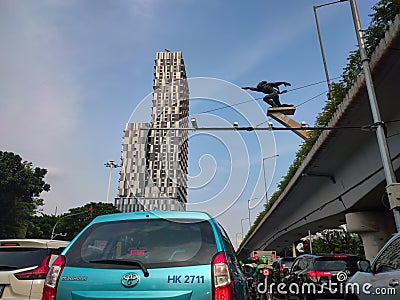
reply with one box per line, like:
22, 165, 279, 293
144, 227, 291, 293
115, 51, 189, 212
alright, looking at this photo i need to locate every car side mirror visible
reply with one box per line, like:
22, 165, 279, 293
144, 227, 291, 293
357, 260, 371, 272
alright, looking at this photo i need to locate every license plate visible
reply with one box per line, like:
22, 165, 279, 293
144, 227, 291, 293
0, 285, 4, 297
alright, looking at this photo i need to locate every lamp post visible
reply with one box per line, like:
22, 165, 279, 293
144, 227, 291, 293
51, 211, 89, 240
313, 0, 348, 100
349, 0, 400, 231
262, 154, 279, 204
105, 160, 119, 203
247, 198, 258, 227
236, 233, 243, 249
241, 218, 249, 239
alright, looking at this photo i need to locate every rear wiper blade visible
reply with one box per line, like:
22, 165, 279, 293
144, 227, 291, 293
89, 259, 149, 277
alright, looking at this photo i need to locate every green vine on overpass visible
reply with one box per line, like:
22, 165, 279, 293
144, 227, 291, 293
242, 0, 400, 247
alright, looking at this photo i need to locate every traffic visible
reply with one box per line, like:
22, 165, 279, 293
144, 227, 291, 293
1, 0, 399, 299
0, 211, 399, 300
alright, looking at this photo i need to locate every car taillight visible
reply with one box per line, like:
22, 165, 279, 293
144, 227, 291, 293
1, 243, 20, 246
42, 255, 66, 300
15, 255, 51, 280
307, 271, 332, 282
212, 251, 234, 300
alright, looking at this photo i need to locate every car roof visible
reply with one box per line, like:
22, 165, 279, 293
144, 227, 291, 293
90, 210, 214, 224
0, 239, 69, 248
372, 232, 400, 265
295, 254, 361, 259
278, 257, 295, 261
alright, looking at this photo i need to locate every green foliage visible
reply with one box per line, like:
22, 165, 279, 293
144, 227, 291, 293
311, 227, 365, 258
242, 2, 399, 247
26, 202, 120, 240
50, 202, 120, 241
365, 0, 400, 53
26, 214, 57, 239
0, 151, 50, 238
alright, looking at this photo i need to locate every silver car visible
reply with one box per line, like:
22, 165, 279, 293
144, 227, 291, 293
345, 233, 400, 300
0, 239, 69, 299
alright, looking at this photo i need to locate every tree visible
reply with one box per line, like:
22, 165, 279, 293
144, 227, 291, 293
311, 227, 365, 258
50, 202, 120, 241
25, 214, 57, 239
0, 151, 50, 238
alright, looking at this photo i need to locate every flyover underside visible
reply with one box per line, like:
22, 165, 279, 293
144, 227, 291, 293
249, 163, 400, 253
238, 15, 400, 259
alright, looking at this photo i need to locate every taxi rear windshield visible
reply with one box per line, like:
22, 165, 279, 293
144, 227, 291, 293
65, 218, 217, 269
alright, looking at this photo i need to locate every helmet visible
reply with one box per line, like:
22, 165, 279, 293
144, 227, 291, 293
259, 255, 268, 264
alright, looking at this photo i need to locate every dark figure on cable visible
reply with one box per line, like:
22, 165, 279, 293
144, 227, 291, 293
242, 81, 291, 107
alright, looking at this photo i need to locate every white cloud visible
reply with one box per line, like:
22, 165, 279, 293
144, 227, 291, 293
46, 166, 66, 181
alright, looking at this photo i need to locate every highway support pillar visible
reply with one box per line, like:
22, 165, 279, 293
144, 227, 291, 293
345, 211, 396, 261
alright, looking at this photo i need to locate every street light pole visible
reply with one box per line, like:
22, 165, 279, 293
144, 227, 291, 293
51, 211, 89, 239
248, 199, 251, 227
314, 6, 331, 99
313, 0, 348, 100
241, 218, 249, 239
262, 154, 279, 204
105, 160, 119, 204
349, 0, 400, 231
247, 198, 258, 227
236, 233, 243, 249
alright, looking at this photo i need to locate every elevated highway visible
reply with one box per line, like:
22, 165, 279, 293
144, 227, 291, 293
238, 15, 400, 261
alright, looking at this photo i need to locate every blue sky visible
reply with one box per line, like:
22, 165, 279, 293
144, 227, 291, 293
0, 0, 377, 246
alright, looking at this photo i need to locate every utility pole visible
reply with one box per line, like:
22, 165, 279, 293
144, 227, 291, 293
349, 0, 400, 231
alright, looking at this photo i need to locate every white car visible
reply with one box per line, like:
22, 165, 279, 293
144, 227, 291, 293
345, 232, 400, 300
0, 239, 69, 299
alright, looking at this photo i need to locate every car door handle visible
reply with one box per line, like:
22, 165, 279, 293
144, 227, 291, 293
389, 279, 399, 287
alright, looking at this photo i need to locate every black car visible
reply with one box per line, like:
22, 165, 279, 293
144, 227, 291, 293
282, 254, 362, 299
267, 257, 296, 299
268, 257, 296, 299
272, 257, 296, 281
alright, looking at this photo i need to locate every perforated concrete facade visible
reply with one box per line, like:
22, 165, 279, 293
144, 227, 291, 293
116, 51, 189, 212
